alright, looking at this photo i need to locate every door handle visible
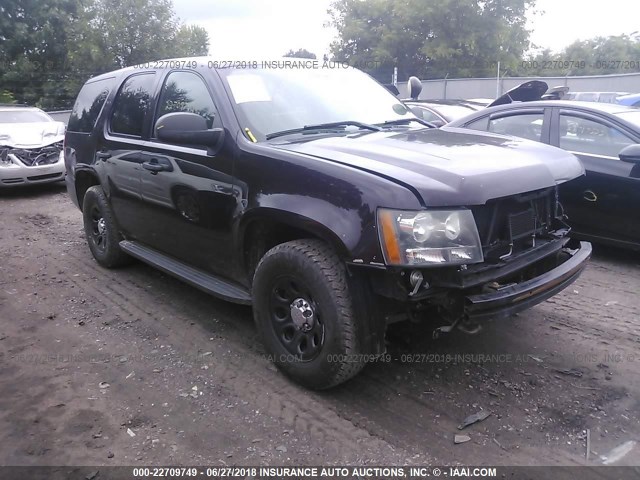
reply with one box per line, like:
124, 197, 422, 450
142, 158, 173, 174
583, 190, 598, 202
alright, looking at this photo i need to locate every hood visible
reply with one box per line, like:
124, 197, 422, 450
0, 121, 65, 148
271, 127, 584, 207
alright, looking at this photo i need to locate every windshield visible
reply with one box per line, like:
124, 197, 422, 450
219, 66, 412, 141
615, 111, 640, 129
427, 104, 479, 121
0, 110, 52, 123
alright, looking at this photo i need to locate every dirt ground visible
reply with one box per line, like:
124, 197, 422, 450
1, 183, 639, 470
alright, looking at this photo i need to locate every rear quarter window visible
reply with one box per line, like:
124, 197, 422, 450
68, 77, 115, 133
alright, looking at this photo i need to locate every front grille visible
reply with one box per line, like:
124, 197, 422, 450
471, 187, 558, 260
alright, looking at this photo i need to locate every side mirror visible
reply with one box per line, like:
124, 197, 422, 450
155, 112, 223, 148
619, 144, 640, 164
408, 76, 422, 100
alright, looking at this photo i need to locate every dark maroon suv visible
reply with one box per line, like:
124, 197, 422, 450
64, 57, 591, 388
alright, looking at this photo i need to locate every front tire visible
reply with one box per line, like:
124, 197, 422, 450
82, 185, 130, 268
252, 240, 365, 389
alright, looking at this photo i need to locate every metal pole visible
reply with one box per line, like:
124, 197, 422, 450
496, 61, 500, 97
444, 73, 449, 99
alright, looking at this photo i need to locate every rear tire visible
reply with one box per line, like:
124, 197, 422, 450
252, 240, 365, 389
82, 186, 131, 268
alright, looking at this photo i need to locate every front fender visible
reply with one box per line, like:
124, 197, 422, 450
238, 203, 361, 260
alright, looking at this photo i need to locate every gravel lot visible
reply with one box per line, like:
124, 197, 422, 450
1, 183, 639, 470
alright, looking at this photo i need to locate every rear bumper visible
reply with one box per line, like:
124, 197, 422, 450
465, 241, 591, 321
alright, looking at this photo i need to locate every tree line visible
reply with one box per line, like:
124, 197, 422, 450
0, 0, 208, 108
328, 0, 640, 82
2, 0, 639, 109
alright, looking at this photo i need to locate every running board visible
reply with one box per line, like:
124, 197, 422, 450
119, 240, 252, 305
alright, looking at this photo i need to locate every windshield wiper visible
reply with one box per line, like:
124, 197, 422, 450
266, 121, 382, 140
379, 118, 436, 128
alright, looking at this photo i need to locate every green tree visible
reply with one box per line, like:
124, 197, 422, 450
329, 0, 536, 80
519, 34, 640, 76
0, 0, 81, 108
92, 0, 179, 68
173, 25, 210, 57
284, 48, 317, 59
0, 0, 209, 108
0, 90, 15, 103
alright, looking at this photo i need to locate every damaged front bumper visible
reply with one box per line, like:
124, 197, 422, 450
366, 237, 592, 325
464, 241, 591, 321
0, 143, 65, 187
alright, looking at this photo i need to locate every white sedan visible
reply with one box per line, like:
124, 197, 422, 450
0, 106, 66, 188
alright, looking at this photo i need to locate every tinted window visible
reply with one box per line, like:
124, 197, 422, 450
156, 72, 217, 130
465, 116, 489, 131
68, 78, 113, 133
0, 110, 52, 123
488, 113, 544, 142
559, 115, 634, 158
110, 73, 155, 137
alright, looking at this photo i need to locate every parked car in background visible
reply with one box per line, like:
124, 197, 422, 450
447, 101, 640, 250
404, 99, 487, 126
65, 58, 590, 388
402, 78, 550, 126
0, 105, 66, 188
617, 93, 640, 108
400, 77, 491, 126
564, 92, 630, 103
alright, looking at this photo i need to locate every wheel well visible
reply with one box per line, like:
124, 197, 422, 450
75, 170, 100, 211
243, 218, 333, 284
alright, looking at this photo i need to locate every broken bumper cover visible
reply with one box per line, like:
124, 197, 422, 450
0, 151, 65, 187
465, 241, 591, 321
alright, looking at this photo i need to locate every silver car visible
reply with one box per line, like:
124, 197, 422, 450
0, 105, 66, 188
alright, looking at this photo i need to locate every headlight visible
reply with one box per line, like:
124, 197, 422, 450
378, 208, 484, 266
0, 148, 13, 166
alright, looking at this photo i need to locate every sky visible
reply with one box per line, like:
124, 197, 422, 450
173, 0, 640, 60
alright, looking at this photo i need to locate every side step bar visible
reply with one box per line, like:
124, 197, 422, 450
119, 240, 252, 305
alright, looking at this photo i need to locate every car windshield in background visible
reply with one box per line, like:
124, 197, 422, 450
615, 111, 640, 129
0, 110, 52, 123
428, 104, 479, 121
219, 66, 412, 141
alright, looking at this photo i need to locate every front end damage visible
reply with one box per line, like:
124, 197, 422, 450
365, 186, 591, 337
0, 141, 65, 187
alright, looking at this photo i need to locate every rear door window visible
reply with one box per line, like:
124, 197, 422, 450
110, 73, 156, 137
